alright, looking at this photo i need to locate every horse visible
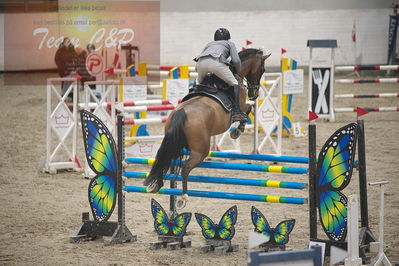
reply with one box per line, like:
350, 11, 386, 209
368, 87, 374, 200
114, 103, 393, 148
143, 49, 271, 209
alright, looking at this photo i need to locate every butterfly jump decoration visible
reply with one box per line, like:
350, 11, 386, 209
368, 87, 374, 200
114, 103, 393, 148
195, 206, 238, 241
81, 110, 118, 222
251, 206, 295, 247
151, 199, 192, 237
315, 123, 358, 241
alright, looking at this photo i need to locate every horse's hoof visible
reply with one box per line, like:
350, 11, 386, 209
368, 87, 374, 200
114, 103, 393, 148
238, 124, 245, 132
230, 129, 241, 139
176, 194, 189, 210
146, 181, 162, 193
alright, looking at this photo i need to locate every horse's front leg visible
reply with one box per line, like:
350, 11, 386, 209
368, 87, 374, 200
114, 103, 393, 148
230, 104, 252, 139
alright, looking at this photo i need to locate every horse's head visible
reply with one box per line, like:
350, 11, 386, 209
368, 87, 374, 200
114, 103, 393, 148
238, 49, 271, 101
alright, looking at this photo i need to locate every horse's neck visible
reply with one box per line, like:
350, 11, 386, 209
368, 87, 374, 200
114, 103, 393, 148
238, 57, 253, 79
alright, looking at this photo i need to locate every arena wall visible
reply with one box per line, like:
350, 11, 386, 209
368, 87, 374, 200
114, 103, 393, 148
0, 0, 393, 71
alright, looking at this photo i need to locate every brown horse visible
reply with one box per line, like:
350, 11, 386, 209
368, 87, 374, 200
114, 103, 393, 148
144, 49, 270, 208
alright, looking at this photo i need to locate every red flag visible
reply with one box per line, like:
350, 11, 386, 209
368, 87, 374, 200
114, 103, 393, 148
75, 74, 82, 80
241, 47, 247, 51
281, 48, 287, 54
352, 21, 356, 43
246, 40, 252, 46
104, 68, 114, 75
308, 111, 319, 121
356, 107, 369, 117
112, 47, 120, 67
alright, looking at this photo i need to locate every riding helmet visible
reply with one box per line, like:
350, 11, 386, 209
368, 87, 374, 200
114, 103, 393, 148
214, 28, 231, 41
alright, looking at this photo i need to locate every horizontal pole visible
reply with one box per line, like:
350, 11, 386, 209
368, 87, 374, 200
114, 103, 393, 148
113, 69, 198, 77
335, 93, 399, 99
200, 150, 309, 164
120, 117, 168, 125
147, 64, 196, 72
124, 158, 308, 174
48, 77, 77, 82
261, 80, 276, 85
335, 107, 399, 112
122, 99, 182, 106
124, 171, 307, 190
125, 135, 164, 141
82, 99, 177, 109
123, 186, 307, 205
122, 104, 175, 113
336, 78, 399, 84
335, 65, 399, 71
84, 80, 119, 85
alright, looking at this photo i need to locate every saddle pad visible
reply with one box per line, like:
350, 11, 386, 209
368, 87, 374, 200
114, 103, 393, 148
182, 87, 233, 112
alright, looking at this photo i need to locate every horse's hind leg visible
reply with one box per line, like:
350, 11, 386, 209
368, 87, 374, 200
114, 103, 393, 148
175, 148, 208, 210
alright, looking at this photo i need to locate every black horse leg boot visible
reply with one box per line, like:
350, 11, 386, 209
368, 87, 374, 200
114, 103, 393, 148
231, 84, 248, 123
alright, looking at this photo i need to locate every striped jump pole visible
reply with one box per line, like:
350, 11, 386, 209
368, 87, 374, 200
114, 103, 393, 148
335, 93, 399, 99
120, 117, 168, 126
122, 104, 175, 113
123, 186, 307, 205
335, 78, 399, 84
121, 99, 181, 106
124, 158, 308, 174
335, 65, 399, 71
124, 171, 307, 189
183, 150, 309, 164
335, 107, 399, 112
147, 64, 196, 72
81, 99, 178, 109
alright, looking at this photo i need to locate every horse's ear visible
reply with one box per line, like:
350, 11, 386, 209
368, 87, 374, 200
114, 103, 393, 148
262, 54, 271, 61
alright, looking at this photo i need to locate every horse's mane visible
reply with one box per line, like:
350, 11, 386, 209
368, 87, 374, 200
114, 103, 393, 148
238, 48, 263, 59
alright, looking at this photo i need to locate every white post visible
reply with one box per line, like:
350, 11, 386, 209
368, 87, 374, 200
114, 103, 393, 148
369, 181, 392, 266
253, 99, 258, 153
330, 48, 335, 122
46, 80, 52, 171
72, 81, 78, 170
277, 74, 282, 154
344, 195, 362, 266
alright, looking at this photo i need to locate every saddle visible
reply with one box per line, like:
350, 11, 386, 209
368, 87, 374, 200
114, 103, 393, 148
182, 74, 234, 112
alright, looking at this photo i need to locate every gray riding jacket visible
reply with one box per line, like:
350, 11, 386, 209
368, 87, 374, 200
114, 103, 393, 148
194, 40, 241, 72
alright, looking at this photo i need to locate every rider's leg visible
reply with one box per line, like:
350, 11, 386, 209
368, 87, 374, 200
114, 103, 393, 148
196, 58, 247, 123
231, 84, 247, 122
195, 57, 216, 84
212, 65, 248, 122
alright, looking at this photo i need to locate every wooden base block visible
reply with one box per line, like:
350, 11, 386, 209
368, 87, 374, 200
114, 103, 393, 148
150, 236, 191, 251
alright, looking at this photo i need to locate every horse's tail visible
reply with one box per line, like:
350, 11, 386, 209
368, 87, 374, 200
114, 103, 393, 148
143, 109, 188, 188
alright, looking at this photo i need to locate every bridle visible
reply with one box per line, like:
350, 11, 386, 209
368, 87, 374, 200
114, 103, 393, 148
236, 56, 265, 101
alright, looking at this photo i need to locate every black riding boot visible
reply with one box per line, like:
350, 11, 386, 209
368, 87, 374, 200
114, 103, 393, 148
231, 84, 248, 123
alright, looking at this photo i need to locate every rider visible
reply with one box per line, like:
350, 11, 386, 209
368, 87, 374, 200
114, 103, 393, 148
194, 28, 247, 123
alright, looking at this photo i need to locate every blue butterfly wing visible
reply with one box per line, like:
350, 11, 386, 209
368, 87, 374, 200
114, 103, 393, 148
316, 123, 357, 241
171, 213, 192, 237
151, 199, 170, 235
81, 110, 117, 221
216, 205, 238, 240
273, 219, 295, 245
195, 213, 217, 239
319, 190, 348, 241
251, 206, 272, 242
